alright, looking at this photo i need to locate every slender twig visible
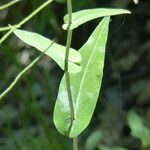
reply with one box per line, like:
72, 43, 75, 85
0, 41, 54, 101
0, 0, 20, 11
0, 0, 53, 44
65, 0, 78, 150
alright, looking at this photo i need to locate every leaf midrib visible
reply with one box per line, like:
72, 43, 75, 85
73, 21, 106, 119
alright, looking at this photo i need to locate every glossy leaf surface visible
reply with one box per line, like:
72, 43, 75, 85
13, 29, 82, 73
63, 8, 131, 30
54, 17, 110, 137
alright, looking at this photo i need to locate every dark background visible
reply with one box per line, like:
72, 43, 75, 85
0, 0, 149, 150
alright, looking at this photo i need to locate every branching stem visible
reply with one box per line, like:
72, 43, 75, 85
0, 0, 53, 44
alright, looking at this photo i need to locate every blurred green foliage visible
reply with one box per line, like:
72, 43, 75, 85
127, 111, 150, 148
0, 0, 150, 149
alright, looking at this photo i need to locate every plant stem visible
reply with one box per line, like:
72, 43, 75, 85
0, 0, 20, 11
0, 28, 14, 44
65, 0, 78, 150
73, 137, 78, 150
0, 26, 13, 32
0, 54, 41, 100
0, 42, 54, 101
0, 0, 53, 44
18, 0, 53, 27
0, 0, 54, 100
65, 0, 74, 128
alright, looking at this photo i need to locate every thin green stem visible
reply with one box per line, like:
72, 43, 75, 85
67, 0, 72, 22
0, 28, 14, 44
0, 42, 54, 101
0, 0, 20, 11
73, 137, 78, 150
18, 0, 53, 27
0, 55, 41, 100
65, 0, 74, 131
0, 0, 53, 44
0, 26, 14, 32
65, 0, 78, 150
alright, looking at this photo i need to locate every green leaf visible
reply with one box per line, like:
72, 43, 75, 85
63, 8, 131, 30
98, 145, 128, 150
13, 29, 82, 73
133, 0, 139, 4
127, 111, 150, 148
55, 0, 66, 4
111, 147, 128, 150
54, 17, 110, 137
85, 130, 102, 150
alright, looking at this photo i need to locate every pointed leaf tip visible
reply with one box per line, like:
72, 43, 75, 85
13, 29, 82, 73
54, 17, 110, 137
63, 8, 131, 30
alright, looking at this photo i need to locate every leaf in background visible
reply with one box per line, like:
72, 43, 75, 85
133, 0, 139, 4
111, 148, 128, 150
13, 29, 82, 73
85, 130, 102, 150
55, 0, 66, 4
98, 145, 128, 150
98, 144, 128, 150
63, 8, 131, 30
127, 110, 150, 148
54, 17, 110, 137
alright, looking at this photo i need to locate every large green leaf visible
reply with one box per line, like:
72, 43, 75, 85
13, 29, 82, 73
63, 8, 131, 30
54, 17, 110, 138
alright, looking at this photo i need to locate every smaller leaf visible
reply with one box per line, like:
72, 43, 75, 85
55, 0, 66, 4
85, 130, 102, 150
63, 8, 131, 30
127, 111, 150, 147
133, 0, 139, 4
111, 147, 128, 150
13, 29, 82, 73
98, 145, 128, 150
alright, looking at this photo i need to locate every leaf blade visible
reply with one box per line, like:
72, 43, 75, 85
54, 17, 110, 137
13, 29, 82, 73
63, 8, 131, 30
